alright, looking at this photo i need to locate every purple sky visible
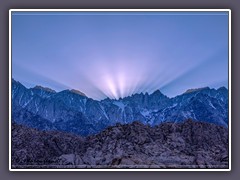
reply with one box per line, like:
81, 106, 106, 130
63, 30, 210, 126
12, 11, 229, 100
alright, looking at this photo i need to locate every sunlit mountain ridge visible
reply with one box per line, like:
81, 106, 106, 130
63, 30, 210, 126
12, 79, 228, 136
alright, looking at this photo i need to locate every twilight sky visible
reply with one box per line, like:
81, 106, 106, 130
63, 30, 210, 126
12, 11, 229, 100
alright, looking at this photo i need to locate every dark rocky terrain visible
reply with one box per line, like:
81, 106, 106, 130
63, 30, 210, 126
12, 119, 229, 169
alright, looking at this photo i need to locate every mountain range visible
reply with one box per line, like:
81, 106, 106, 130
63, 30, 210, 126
11, 79, 229, 136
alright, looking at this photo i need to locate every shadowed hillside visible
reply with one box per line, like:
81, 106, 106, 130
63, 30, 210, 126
12, 119, 228, 169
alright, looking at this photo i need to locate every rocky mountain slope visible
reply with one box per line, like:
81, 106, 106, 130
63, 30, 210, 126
12, 120, 228, 169
12, 79, 229, 136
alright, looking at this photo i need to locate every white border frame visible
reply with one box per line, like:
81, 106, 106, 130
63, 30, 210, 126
9, 9, 231, 172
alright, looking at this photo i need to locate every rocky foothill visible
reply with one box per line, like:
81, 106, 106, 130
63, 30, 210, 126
12, 119, 228, 169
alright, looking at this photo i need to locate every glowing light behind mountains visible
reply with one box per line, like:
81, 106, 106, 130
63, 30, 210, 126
12, 11, 229, 100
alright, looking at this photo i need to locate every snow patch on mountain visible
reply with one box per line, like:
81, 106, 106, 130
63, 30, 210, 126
208, 100, 216, 109
113, 101, 126, 111
140, 109, 151, 118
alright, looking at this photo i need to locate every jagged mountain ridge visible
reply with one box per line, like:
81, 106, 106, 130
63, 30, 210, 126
12, 120, 228, 168
12, 79, 229, 136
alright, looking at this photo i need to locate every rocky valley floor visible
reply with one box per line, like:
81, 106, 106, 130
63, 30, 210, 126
11, 119, 229, 169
